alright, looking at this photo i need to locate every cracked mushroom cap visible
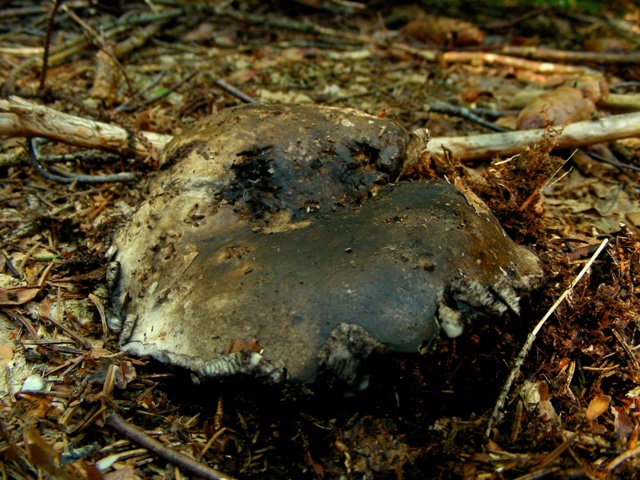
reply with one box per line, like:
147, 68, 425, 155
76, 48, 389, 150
111, 103, 543, 389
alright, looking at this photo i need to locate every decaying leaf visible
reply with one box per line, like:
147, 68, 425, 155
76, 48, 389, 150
0, 344, 12, 366
0, 286, 39, 306
583, 37, 632, 54
516, 74, 609, 131
114, 360, 136, 389
516, 85, 596, 130
586, 393, 611, 421
25, 428, 101, 480
573, 73, 609, 104
612, 405, 635, 446
402, 15, 485, 47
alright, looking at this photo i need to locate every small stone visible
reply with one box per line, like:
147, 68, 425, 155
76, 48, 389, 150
22, 374, 45, 392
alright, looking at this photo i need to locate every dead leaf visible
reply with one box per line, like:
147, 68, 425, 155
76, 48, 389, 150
24, 428, 102, 480
0, 344, 12, 366
485, 439, 504, 452
612, 405, 634, 445
516, 85, 595, 130
586, 394, 611, 421
227, 338, 263, 355
521, 379, 541, 408
402, 15, 485, 47
115, 361, 137, 389
90, 345, 112, 359
574, 73, 609, 104
538, 399, 559, 424
104, 466, 141, 480
454, 178, 492, 215
0, 286, 39, 306
583, 37, 632, 54
25, 428, 66, 479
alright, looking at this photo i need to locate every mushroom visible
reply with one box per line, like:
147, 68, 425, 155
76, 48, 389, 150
110, 104, 542, 391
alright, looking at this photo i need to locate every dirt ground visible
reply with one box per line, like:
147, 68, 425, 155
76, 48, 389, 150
1, 1, 640, 478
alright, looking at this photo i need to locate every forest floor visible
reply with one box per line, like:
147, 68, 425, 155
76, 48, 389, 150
1, 1, 640, 479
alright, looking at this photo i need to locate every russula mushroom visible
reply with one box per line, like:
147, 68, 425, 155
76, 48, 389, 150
109, 104, 543, 391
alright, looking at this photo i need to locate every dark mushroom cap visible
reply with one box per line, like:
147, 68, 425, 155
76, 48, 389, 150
112, 104, 542, 387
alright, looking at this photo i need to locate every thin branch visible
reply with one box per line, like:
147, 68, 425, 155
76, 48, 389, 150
28, 139, 78, 184
213, 6, 373, 44
611, 329, 640, 371
105, 413, 237, 480
48, 164, 138, 183
427, 101, 509, 132
6, 96, 640, 162
584, 149, 640, 175
422, 112, 640, 161
118, 72, 199, 113
115, 71, 166, 113
82, 17, 168, 104
213, 79, 256, 104
1, 96, 171, 156
440, 51, 592, 75
40, 309, 93, 349
485, 238, 610, 437
501, 45, 640, 65
27, 140, 138, 184
39, 0, 62, 92
2, 8, 182, 97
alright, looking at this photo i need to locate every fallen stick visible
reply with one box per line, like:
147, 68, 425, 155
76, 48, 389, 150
485, 238, 610, 437
424, 111, 640, 161
105, 413, 236, 480
440, 51, 590, 75
500, 45, 640, 65
3, 96, 640, 162
0, 96, 171, 157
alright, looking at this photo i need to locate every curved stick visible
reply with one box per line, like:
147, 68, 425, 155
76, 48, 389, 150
105, 413, 236, 480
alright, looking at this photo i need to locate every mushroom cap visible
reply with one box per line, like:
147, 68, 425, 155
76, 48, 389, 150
112, 104, 543, 386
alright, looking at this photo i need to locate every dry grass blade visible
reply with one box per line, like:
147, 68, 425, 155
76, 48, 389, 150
607, 445, 640, 472
486, 238, 610, 436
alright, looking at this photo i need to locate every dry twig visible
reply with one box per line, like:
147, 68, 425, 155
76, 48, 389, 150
213, 79, 256, 104
105, 413, 236, 480
0, 96, 171, 156
500, 45, 640, 65
607, 445, 640, 472
39, 0, 62, 92
440, 51, 592, 75
485, 238, 610, 437
5, 97, 640, 163
427, 100, 509, 132
118, 72, 198, 113
423, 112, 640, 161
27, 140, 138, 184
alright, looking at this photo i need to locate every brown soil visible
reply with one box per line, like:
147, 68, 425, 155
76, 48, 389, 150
1, 1, 639, 479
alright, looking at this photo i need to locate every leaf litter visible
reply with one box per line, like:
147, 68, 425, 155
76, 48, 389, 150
0, 1, 639, 478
